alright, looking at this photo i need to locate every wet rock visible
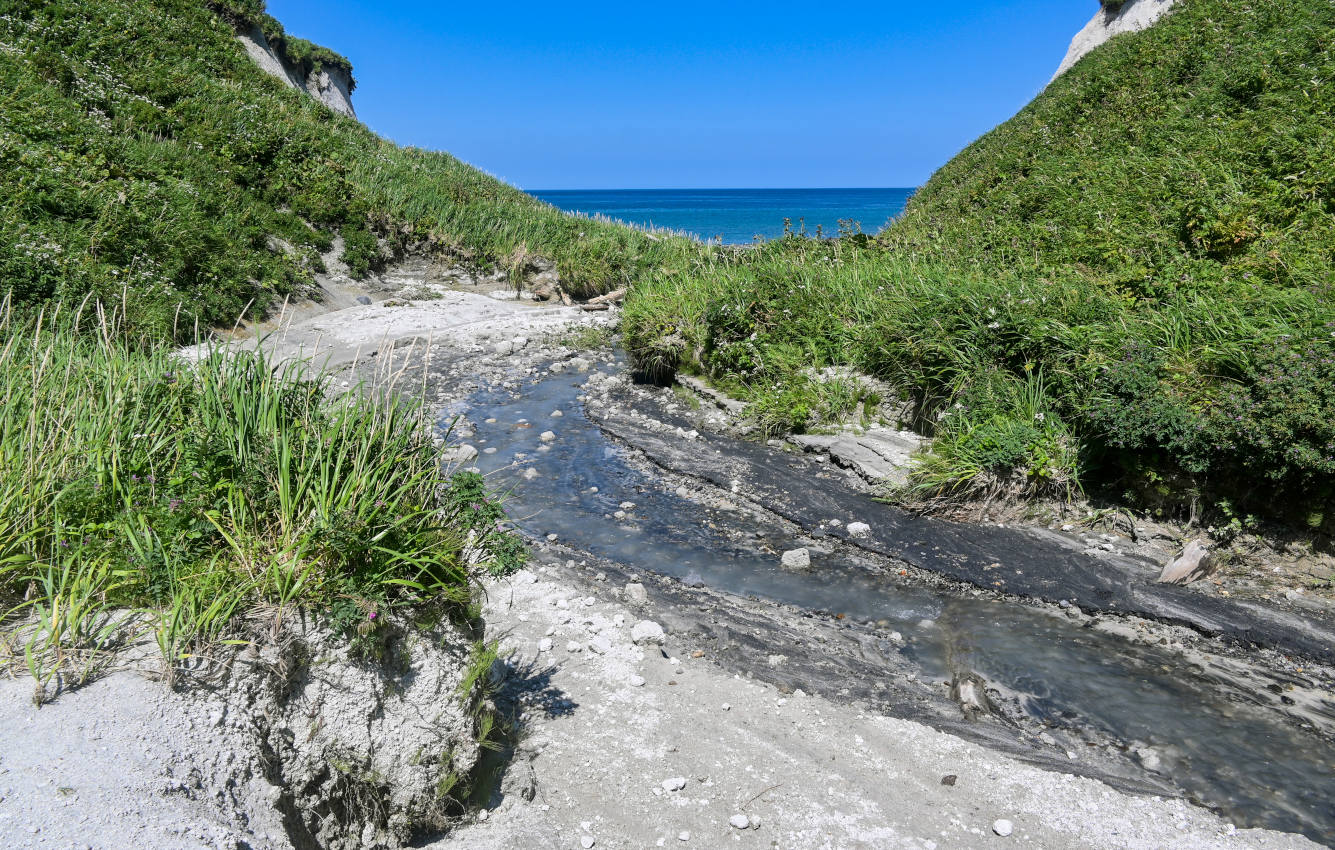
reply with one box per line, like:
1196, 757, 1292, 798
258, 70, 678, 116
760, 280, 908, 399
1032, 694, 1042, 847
631, 620, 666, 645
539, 430, 556, 442
442, 444, 478, 464
950, 672, 996, 718
1157, 540, 1214, 585
355, 294, 372, 306
780, 548, 811, 571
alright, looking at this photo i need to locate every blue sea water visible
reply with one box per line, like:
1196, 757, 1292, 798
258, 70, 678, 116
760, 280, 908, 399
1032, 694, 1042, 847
529, 188, 915, 245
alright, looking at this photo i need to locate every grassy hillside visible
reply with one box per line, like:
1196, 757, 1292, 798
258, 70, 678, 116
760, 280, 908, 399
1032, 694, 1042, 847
0, 0, 692, 341
624, 0, 1335, 529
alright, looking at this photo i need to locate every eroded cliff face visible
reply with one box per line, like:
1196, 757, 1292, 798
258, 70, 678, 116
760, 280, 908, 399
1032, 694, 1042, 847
237, 23, 356, 119
1053, 0, 1177, 79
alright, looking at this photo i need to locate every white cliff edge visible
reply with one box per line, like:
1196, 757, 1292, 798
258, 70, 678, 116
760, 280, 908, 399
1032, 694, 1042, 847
236, 23, 356, 119
1053, 0, 1177, 80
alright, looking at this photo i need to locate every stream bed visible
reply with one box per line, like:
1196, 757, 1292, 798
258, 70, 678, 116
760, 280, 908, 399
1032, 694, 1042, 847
451, 364, 1335, 845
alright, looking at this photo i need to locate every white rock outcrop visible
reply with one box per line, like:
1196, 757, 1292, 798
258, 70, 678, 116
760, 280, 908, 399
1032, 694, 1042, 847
1052, 0, 1177, 80
237, 24, 357, 119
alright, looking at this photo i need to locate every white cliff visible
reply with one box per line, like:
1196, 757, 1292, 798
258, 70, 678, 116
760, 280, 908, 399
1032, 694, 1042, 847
236, 23, 356, 119
1053, 0, 1177, 80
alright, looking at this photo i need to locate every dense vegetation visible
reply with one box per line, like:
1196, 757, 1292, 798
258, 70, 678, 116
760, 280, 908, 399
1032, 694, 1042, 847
624, 0, 1335, 529
0, 0, 693, 341
0, 302, 525, 696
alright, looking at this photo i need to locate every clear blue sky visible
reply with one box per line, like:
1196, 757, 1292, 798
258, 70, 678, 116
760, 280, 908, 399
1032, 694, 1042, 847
265, 0, 1094, 189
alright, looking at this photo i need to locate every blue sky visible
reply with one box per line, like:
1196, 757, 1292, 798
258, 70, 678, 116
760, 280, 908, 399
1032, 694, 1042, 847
265, 0, 1094, 189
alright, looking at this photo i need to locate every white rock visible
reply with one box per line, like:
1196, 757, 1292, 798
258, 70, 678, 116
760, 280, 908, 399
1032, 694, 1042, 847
581, 837, 595, 849
566, 641, 583, 653
631, 620, 666, 645
493, 341, 514, 356
847, 521, 871, 538
729, 814, 750, 829
780, 548, 811, 571
523, 468, 540, 481
538, 638, 553, 653
661, 776, 687, 792
624, 583, 648, 604
629, 674, 646, 687
993, 819, 1014, 837
588, 636, 612, 655
678, 832, 690, 842
540, 430, 556, 442
551, 410, 564, 417
511, 336, 529, 350
614, 510, 627, 520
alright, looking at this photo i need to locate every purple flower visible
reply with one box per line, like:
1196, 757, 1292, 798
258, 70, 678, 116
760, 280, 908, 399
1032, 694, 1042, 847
168, 499, 183, 511
368, 612, 377, 620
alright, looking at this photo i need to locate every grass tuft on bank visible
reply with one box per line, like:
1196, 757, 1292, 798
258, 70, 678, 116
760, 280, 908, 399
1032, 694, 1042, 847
0, 300, 522, 698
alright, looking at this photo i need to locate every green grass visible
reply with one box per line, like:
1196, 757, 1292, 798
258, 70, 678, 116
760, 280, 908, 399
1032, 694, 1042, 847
0, 0, 699, 341
0, 301, 523, 697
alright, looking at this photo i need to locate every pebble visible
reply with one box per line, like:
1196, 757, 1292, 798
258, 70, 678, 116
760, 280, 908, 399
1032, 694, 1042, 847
546, 533, 559, 542
631, 620, 666, 645
675, 486, 690, 499
523, 468, 540, 480
614, 510, 627, 520
721, 703, 731, 711
993, 819, 1014, 837
847, 521, 871, 538
624, 583, 648, 604
662, 776, 687, 792
629, 675, 646, 687
588, 636, 612, 655
729, 814, 750, 829
538, 638, 553, 653
678, 832, 690, 842
551, 410, 564, 417
581, 837, 596, 848
619, 501, 636, 510
483, 447, 498, 454
780, 548, 811, 570
566, 641, 583, 653
540, 430, 557, 442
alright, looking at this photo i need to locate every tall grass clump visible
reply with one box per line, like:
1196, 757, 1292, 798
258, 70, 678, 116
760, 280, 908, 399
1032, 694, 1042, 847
0, 299, 518, 695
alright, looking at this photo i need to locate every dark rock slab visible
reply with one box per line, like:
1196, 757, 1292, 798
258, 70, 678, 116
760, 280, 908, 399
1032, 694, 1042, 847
591, 395, 1335, 665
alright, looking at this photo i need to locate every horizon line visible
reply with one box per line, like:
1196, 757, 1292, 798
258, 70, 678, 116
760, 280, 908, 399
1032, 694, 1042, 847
526, 186, 917, 192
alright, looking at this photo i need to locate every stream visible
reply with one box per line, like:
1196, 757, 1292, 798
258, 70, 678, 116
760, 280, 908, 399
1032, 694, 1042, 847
449, 361, 1335, 845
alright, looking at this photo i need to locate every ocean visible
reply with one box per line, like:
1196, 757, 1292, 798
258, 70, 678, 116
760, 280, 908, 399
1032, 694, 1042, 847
529, 188, 915, 245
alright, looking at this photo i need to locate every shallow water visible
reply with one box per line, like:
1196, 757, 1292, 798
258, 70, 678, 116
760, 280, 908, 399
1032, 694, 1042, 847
455, 367, 1335, 844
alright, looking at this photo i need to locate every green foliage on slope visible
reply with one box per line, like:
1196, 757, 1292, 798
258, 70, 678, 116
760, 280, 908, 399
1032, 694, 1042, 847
624, 0, 1335, 527
0, 0, 691, 340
